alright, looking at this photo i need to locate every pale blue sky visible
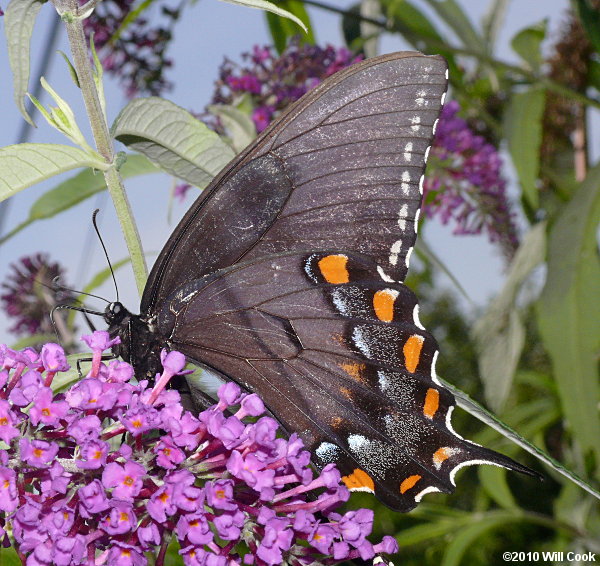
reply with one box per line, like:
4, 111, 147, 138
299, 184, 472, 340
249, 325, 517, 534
0, 0, 574, 343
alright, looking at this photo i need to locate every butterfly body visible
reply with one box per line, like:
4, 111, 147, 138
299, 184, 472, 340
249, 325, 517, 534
113, 52, 536, 511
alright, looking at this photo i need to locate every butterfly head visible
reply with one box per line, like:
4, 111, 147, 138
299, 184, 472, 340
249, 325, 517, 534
103, 301, 130, 326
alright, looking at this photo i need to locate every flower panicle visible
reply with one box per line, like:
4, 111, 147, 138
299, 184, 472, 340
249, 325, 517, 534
423, 100, 520, 259
0, 331, 397, 565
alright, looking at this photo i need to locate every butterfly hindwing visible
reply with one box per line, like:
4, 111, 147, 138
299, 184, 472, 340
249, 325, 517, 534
157, 252, 532, 511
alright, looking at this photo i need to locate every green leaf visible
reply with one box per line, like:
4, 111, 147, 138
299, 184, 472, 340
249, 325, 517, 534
478, 466, 517, 510
218, 0, 307, 33
422, 0, 484, 54
265, 0, 313, 53
472, 222, 546, 411
4, 0, 46, 126
0, 154, 158, 244
511, 20, 547, 71
381, 0, 460, 78
110, 0, 156, 44
442, 379, 600, 501
481, 0, 509, 50
504, 87, 545, 209
395, 518, 466, 545
0, 546, 21, 566
537, 161, 600, 476
441, 514, 517, 566
10, 333, 58, 350
112, 98, 235, 188
575, 0, 600, 54
207, 104, 256, 154
0, 143, 107, 203
51, 354, 92, 393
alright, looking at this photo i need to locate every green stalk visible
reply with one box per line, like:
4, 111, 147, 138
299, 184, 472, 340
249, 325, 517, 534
51, 0, 148, 297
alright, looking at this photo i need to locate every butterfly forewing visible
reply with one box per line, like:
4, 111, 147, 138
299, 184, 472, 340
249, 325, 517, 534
141, 52, 447, 314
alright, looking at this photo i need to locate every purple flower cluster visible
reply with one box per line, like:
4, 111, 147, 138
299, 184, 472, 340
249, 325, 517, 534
423, 100, 520, 259
82, 0, 178, 96
1, 253, 75, 338
209, 39, 362, 133
0, 332, 397, 565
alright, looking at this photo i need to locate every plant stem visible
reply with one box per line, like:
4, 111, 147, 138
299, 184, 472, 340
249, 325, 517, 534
51, 0, 148, 296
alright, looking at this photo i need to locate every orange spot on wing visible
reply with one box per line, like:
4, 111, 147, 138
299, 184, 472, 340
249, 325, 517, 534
340, 387, 352, 399
403, 334, 424, 373
342, 469, 375, 492
423, 388, 439, 419
331, 416, 342, 428
433, 447, 457, 469
373, 289, 397, 322
318, 255, 349, 284
400, 474, 421, 494
339, 362, 366, 382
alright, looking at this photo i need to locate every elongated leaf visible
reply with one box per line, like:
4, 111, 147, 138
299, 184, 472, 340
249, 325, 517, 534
504, 87, 545, 209
442, 379, 600, 501
422, 0, 483, 54
395, 518, 467, 545
481, 0, 509, 49
4, 0, 46, 126
511, 21, 547, 71
207, 105, 256, 154
478, 466, 517, 510
265, 0, 313, 53
0, 547, 21, 566
576, 0, 600, 54
472, 222, 546, 410
0, 143, 107, 202
112, 98, 235, 188
441, 515, 518, 566
51, 354, 92, 392
381, 0, 460, 79
218, 0, 307, 32
0, 154, 157, 244
537, 161, 600, 472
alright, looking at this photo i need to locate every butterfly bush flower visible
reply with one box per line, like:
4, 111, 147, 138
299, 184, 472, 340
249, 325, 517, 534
1, 253, 76, 338
0, 332, 397, 565
82, 0, 178, 97
423, 100, 520, 259
208, 38, 363, 134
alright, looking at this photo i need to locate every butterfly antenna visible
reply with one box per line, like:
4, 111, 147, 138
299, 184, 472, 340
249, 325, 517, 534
92, 209, 119, 302
51, 276, 109, 304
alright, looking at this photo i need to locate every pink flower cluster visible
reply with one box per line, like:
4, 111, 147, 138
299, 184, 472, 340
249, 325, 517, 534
0, 332, 397, 565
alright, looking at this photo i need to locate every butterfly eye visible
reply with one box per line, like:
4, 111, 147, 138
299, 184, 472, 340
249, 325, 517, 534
111, 303, 121, 314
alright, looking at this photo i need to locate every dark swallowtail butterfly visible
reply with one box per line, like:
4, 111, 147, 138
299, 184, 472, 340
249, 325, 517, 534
106, 51, 536, 512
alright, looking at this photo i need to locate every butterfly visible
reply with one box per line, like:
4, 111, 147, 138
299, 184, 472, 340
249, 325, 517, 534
106, 51, 537, 512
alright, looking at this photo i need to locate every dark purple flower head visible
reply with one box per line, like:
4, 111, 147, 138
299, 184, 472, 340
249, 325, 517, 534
0, 253, 76, 338
424, 100, 519, 259
83, 0, 177, 97
207, 38, 362, 135
1, 337, 396, 565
